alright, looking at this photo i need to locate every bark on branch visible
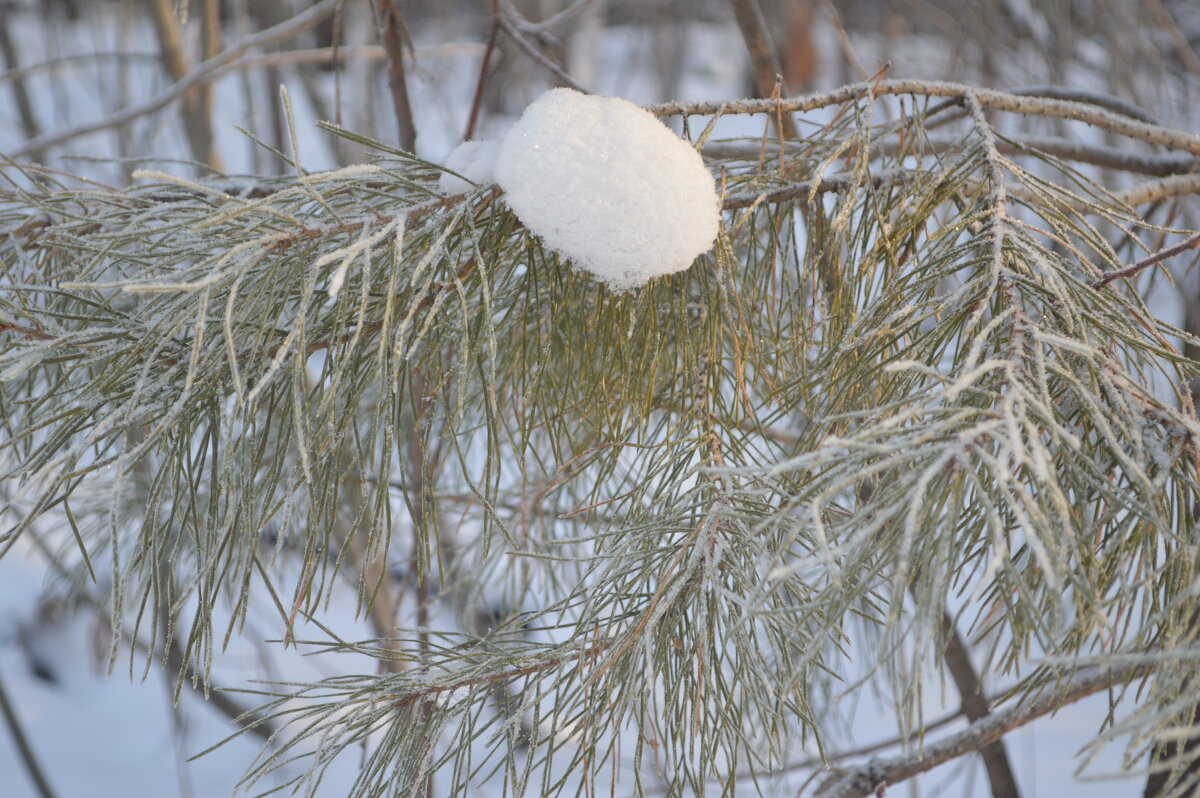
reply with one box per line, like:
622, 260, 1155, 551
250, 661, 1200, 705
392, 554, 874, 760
814, 665, 1143, 798
651, 80, 1200, 156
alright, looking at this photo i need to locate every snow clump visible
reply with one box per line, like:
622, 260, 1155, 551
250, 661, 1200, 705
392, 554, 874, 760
494, 88, 720, 291
438, 139, 501, 194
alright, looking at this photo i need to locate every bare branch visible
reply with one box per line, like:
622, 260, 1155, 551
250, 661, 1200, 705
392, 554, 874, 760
721, 167, 921, 209
4, 0, 340, 162
1093, 232, 1200, 290
496, 6, 588, 93
651, 80, 1200, 156
464, 18, 500, 142
818, 0, 870, 80
148, 0, 220, 169
0, 9, 42, 161
727, 0, 798, 138
938, 612, 1020, 798
0, 50, 160, 84
815, 665, 1143, 798
373, 0, 417, 152
1012, 85, 1158, 124
0, 671, 58, 798
1113, 174, 1200, 207
707, 134, 1197, 178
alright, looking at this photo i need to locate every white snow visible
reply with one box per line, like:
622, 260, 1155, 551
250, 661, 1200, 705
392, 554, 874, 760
493, 88, 720, 291
438, 139, 501, 194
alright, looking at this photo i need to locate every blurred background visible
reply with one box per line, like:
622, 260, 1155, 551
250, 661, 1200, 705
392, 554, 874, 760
1, 0, 1198, 175
1, 1, 1199, 796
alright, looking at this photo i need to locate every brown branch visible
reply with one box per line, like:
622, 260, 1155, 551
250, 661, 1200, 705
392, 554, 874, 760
1093, 232, 1200, 290
0, 321, 55, 342
148, 0, 220, 170
727, 0, 797, 139
815, 664, 1144, 798
200, 0, 221, 159
496, 7, 587, 92
818, 0, 870, 80
373, 0, 417, 152
0, 9, 42, 162
0, 671, 58, 798
464, 18, 500, 142
938, 611, 1020, 798
164, 636, 277, 744
1111, 174, 1200, 208
4, 0, 340, 162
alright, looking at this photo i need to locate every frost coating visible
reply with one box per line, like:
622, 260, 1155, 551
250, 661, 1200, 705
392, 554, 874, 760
494, 88, 720, 291
438, 139, 500, 194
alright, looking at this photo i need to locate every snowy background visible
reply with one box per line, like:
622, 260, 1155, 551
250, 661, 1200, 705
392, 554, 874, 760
2, 0, 1199, 796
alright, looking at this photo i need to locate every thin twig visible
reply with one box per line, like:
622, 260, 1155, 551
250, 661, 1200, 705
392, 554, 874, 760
814, 665, 1144, 798
0, 671, 58, 798
373, 0, 417, 152
1093, 232, 1200, 290
650, 80, 1200, 156
149, 0, 220, 169
5, 0, 340, 161
818, 0, 870, 80
464, 17, 500, 141
721, 167, 920, 209
727, 0, 798, 138
0, 9, 42, 161
0, 50, 160, 84
1012, 85, 1158, 124
705, 134, 1197, 178
1147, 0, 1200, 80
496, 7, 587, 93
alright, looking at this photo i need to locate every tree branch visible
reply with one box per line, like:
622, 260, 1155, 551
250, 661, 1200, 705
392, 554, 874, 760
0, 670, 58, 798
651, 80, 1200, 156
373, 0, 417, 152
0, 9, 42, 162
1012, 85, 1157, 124
1093, 232, 1200, 290
727, 0, 798, 139
814, 665, 1143, 798
4, 0, 340, 162
938, 611, 1020, 798
496, 6, 588, 93
148, 0, 220, 169
705, 134, 1196, 178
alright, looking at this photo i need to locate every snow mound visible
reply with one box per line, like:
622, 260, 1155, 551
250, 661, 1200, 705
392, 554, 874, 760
438, 139, 500, 194
494, 88, 720, 291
